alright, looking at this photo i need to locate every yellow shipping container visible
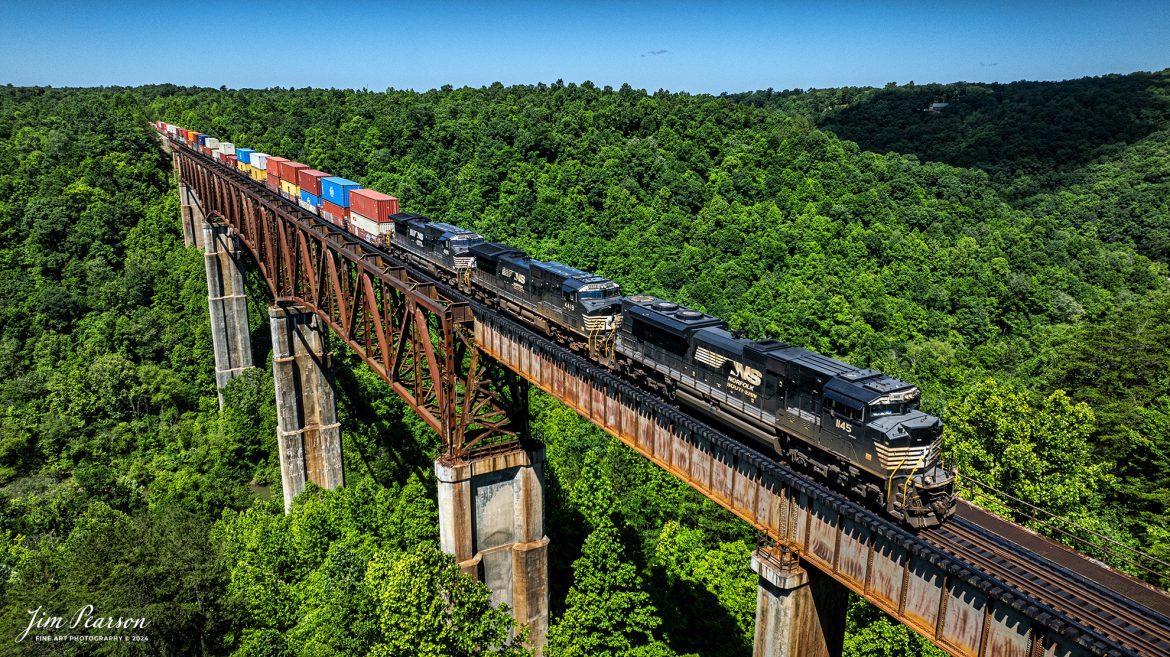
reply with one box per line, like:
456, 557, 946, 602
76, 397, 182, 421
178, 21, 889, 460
237, 161, 248, 173
280, 180, 299, 197
252, 168, 266, 182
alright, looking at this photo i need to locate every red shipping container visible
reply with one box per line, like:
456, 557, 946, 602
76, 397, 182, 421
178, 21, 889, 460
297, 168, 330, 196
266, 175, 281, 192
223, 155, 238, 168
321, 199, 348, 227
349, 188, 400, 222
200, 146, 213, 157
280, 160, 309, 182
266, 156, 289, 175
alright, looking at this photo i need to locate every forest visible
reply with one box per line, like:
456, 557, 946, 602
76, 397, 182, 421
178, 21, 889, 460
0, 70, 1166, 656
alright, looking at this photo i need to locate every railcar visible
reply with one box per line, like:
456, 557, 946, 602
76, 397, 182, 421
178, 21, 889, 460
156, 121, 956, 527
617, 295, 954, 527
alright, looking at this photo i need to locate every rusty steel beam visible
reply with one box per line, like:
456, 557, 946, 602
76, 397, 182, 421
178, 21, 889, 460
174, 147, 526, 459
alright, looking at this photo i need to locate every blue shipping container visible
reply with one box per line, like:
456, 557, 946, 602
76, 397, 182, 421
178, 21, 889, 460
237, 148, 254, 165
197, 134, 207, 147
300, 190, 321, 206
321, 177, 361, 208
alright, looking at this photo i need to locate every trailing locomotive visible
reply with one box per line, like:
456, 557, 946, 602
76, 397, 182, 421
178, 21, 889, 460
155, 121, 956, 528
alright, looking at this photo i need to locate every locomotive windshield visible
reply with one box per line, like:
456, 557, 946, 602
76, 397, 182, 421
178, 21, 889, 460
577, 283, 621, 300
868, 400, 917, 416
867, 388, 921, 417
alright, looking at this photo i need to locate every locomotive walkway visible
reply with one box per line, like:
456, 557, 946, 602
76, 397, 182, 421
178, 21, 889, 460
160, 130, 1170, 657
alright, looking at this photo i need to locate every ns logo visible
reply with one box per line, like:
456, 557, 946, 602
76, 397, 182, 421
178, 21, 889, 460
729, 362, 763, 387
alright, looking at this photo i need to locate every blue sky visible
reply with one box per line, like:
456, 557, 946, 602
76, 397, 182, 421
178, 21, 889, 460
1, 1, 1167, 93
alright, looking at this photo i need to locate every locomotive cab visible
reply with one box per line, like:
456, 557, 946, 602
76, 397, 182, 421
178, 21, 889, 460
850, 380, 956, 528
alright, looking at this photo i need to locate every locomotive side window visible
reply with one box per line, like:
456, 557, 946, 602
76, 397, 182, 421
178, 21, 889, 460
826, 398, 864, 421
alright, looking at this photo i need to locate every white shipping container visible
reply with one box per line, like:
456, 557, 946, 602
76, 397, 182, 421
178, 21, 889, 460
219, 142, 236, 156
252, 153, 269, 170
205, 137, 220, 149
350, 211, 390, 238
299, 199, 319, 215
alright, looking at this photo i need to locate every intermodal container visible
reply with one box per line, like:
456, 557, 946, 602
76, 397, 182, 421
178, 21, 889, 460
205, 137, 220, 149
349, 189, 399, 223
300, 190, 321, 206
321, 177, 361, 208
280, 179, 299, 199
279, 160, 309, 182
266, 156, 288, 177
251, 153, 269, 172
265, 175, 280, 192
196, 134, 207, 146
297, 169, 330, 197
299, 195, 320, 215
251, 165, 267, 182
200, 146, 213, 157
237, 148, 254, 166
321, 199, 348, 227
349, 211, 392, 241
219, 142, 236, 156
223, 154, 237, 168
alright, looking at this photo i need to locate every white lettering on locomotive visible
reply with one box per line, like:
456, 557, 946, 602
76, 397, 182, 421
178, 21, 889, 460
725, 362, 762, 401
730, 362, 762, 386
835, 418, 853, 434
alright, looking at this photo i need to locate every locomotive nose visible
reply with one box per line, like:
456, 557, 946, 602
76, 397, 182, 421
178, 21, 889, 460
900, 413, 941, 442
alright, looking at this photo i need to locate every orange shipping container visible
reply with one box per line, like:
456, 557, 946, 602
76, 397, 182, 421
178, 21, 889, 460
280, 160, 309, 182
349, 188, 399, 223
266, 156, 289, 176
321, 199, 348, 228
297, 168, 330, 197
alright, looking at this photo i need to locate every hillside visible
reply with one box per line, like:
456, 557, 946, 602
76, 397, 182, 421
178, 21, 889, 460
729, 70, 1170, 261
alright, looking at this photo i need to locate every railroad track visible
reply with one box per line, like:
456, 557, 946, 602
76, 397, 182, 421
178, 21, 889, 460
923, 503, 1170, 657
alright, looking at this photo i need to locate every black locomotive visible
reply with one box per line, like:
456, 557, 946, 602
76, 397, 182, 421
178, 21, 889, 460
618, 295, 954, 527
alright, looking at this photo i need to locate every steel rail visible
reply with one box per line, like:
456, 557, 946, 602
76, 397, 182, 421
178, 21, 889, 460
922, 506, 1170, 657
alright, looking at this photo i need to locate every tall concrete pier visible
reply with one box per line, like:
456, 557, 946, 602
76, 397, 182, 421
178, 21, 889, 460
436, 444, 550, 653
180, 183, 205, 248
751, 547, 848, 657
203, 222, 254, 405
270, 304, 344, 512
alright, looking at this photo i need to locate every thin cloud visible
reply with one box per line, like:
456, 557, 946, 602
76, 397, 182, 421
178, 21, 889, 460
979, 62, 999, 67
641, 49, 670, 58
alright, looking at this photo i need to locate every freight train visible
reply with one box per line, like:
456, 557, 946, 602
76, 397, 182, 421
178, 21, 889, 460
155, 121, 956, 528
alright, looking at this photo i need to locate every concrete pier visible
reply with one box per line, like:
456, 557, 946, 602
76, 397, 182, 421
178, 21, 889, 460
203, 222, 254, 405
270, 304, 343, 512
181, 183, 205, 248
751, 547, 848, 657
436, 444, 549, 653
